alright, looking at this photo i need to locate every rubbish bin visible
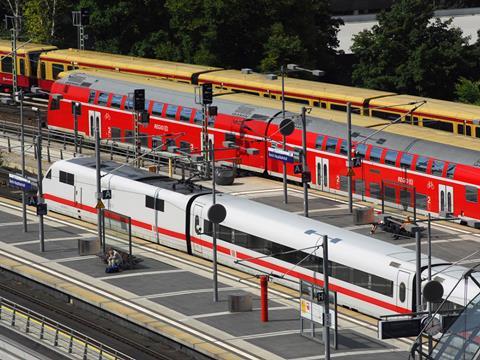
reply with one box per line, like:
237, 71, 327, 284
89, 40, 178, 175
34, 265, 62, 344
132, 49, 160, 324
78, 238, 100, 256
353, 207, 375, 225
228, 293, 252, 312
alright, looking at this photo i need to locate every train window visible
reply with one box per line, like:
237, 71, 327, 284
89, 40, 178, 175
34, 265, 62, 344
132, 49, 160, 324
371, 110, 398, 121
111, 95, 122, 109
124, 130, 134, 144
40, 62, 46, 79
284, 96, 309, 105
194, 111, 203, 124
321, 102, 327, 109
1, 56, 12, 73
330, 104, 347, 112
124, 98, 133, 110
416, 193, 428, 210
19, 59, 25, 75
412, 117, 419, 126
400, 190, 411, 208
180, 107, 192, 122
218, 225, 233, 242
140, 134, 148, 147
52, 63, 64, 79
340, 141, 348, 155
431, 160, 445, 177
152, 102, 164, 116
315, 135, 324, 149
325, 137, 338, 153
355, 143, 367, 158
400, 153, 413, 169
97, 92, 109, 106
88, 91, 96, 104
385, 186, 396, 202
476, 127, 480, 138
369, 183, 381, 199
180, 141, 191, 153
457, 123, 472, 136
59, 171, 74, 186
446, 163, 456, 179
111, 127, 121, 140
46, 170, 51, 179
415, 156, 429, 173
399, 283, 406, 302
423, 118, 454, 132
466, 186, 478, 203
165, 104, 178, 119
340, 176, 348, 192
145, 196, 164, 211
369, 147, 382, 162
384, 150, 398, 166
354, 180, 365, 195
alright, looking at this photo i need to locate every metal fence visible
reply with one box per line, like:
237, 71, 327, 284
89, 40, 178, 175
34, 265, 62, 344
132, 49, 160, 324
0, 297, 133, 360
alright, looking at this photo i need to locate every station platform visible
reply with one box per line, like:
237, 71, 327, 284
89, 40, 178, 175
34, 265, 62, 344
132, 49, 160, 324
0, 196, 411, 360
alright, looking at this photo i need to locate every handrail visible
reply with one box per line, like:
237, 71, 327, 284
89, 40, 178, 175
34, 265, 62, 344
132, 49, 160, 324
0, 297, 134, 360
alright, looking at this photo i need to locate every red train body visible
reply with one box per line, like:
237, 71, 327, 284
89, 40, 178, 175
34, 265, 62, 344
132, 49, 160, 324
47, 71, 480, 221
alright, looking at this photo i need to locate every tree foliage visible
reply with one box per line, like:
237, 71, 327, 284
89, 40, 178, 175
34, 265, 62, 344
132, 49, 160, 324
455, 77, 480, 105
351, 0, 470, 100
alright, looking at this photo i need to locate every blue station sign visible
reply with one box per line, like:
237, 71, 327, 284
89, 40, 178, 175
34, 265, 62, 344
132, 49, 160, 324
268, 147, 295, 163
8, 174, 32, 191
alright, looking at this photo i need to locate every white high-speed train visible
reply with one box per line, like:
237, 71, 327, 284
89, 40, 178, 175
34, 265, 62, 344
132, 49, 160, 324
42, 157, 478, 318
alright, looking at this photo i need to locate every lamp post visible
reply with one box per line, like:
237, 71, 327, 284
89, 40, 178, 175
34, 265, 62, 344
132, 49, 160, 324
284, 64, 324, 217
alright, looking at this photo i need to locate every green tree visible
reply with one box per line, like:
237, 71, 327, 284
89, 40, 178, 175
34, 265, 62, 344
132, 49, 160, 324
351, 0, 470, 100
455, 77, 480, 105
22, 0, 73, 44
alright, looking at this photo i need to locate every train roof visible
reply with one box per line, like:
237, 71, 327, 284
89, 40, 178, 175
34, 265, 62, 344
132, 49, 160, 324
65, 157, 206, 195
57, 70, 480, 167
41, 48, 220, 80
0, 39, 57, 54
198, 69, 396, 104
370, 94, 480, 122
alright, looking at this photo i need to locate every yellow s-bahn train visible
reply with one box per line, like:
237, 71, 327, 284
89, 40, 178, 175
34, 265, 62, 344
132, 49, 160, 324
1, 39, 479, 139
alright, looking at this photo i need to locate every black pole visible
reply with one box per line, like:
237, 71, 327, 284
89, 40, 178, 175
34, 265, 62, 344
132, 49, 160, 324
347, 103, 353, 214
301, 107, 309, 218
36, 110, 45, 252
322, 235, 330, 360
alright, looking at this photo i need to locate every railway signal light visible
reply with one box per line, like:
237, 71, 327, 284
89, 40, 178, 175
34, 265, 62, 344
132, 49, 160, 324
134, 89, 145, 111
302, 170, 311, 183
80, 8, 90, 26
202, 83, 213, 105
139, 110, 150, 124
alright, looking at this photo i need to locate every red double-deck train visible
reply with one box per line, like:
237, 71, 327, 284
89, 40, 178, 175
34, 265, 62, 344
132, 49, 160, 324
47, 70, 480, 221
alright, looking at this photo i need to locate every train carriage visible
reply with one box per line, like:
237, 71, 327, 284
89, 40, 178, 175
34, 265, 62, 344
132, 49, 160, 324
0, 40, 57, 92
47, 70, 480, 221
43, 158, 478, 318
37, 48, 220, 92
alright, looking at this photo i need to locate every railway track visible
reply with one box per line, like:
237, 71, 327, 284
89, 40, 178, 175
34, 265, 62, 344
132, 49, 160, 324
0, 277, 194, 360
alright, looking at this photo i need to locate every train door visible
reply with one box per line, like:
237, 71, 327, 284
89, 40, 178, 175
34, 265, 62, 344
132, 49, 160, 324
192, 204, 204, 255
315, 157, 330, 191
88, 110, 101, 138
396, 270, 411, 310
438, 185, 454, 214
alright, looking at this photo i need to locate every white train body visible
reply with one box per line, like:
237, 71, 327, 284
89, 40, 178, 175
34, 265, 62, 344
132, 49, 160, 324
43, 158, 479, 318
